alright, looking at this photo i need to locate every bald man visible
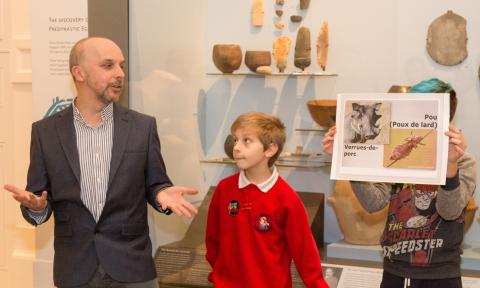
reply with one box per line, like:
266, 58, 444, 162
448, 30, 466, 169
4, 37, 198, 288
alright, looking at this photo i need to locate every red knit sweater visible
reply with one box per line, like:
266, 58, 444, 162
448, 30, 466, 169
206, 173, 329, 288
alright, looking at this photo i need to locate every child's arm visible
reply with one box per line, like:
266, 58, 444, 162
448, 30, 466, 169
349, 181, 392, 212
436, 152, 476, 220
205, 186, 221, 282
287, 193, 330, 288
322, 126, 391, 213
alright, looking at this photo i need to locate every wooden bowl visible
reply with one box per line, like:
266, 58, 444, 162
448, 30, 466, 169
306, 99, 337, 128
388, 85, 411, 93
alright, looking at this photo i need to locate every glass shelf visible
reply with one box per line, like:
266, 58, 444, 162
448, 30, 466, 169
200, 155, 331, 169
295, 127, 328, 132
206, 71, 338, 77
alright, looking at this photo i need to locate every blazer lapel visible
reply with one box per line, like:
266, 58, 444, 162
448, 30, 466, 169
108, 104, 131, 186
55, 106, 81, 184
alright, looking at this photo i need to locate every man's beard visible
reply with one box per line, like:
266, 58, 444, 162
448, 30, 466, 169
96, 82, 123, 104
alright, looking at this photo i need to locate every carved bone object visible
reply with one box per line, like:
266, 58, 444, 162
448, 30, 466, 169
252, 0, 264, 27
273, 36, 291, 72
316, 21, 329, 71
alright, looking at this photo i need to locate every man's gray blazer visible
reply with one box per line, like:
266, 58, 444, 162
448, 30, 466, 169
21, 103, 173, 287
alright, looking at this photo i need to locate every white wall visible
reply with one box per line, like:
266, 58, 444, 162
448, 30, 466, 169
0, 0, 36, 287
133, 0, 480, 247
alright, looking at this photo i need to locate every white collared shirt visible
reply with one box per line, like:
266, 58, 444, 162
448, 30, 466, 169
238, 166, 279, 193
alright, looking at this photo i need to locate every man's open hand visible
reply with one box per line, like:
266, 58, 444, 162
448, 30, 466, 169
4, 184, 48, 212
156, 186, 198, 218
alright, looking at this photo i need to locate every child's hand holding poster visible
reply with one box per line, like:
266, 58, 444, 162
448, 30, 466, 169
330, 93, 450, 185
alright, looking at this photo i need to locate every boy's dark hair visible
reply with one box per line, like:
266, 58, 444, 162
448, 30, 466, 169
408, 78, 457, 122
231, 112, 286, 167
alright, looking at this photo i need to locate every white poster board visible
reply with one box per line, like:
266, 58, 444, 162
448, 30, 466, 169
331, 93, 449, 185
31, 0, 88, 121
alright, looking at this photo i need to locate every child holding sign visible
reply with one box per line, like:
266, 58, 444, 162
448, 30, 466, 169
322, 78, 476, 288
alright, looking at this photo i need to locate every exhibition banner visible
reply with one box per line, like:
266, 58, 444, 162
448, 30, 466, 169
331, 93, 450, 185
31, 0, 88, 121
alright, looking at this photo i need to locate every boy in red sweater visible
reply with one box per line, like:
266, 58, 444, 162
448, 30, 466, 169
206, 112, 329, 288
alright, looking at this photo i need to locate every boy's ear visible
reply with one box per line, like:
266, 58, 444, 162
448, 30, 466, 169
265, 143, 279, 158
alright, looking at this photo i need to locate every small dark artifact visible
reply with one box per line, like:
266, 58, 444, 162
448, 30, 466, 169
300, 0, 310, 9
290, 15, 303, 23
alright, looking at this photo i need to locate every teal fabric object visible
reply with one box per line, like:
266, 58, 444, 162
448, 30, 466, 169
408, 78, 457, 121
408, 78, 453, 93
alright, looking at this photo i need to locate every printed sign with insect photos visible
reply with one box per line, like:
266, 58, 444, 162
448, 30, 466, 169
330, 93, 450, 185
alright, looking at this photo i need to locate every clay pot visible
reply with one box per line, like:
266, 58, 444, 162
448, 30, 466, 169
245, 51, 271, 73
306, 99, 337, 128
464, 198, 478, 234
212, 44, 242, 73
224, 134, 235, 159
328, 181, 388, 245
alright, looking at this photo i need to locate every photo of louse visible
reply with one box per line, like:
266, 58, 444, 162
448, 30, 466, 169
383, 129, 436, 169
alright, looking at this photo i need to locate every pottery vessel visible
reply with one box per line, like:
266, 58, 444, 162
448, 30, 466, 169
306, 99, 336, 128
245, 51, 271, 72
212, 44, 242, 73
464, 198, 477, 234
224, 134, 235, 159
328, 181, 388, 245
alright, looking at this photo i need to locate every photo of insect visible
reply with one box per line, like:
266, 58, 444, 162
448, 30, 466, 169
386, 129, 434, 168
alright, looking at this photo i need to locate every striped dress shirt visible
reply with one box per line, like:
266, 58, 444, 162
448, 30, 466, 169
73, 102, 113, 222
28, 102, 114, 223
